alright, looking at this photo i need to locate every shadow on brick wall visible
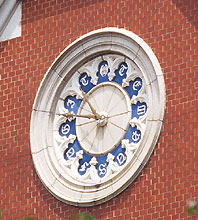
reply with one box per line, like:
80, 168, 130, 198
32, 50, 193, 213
172, 0, 198, 29
22, 0, 107, 25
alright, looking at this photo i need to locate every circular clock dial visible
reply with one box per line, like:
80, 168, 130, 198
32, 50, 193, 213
30, 28, 165, 207
55, 54, 146, 182
76, 82, 131, 155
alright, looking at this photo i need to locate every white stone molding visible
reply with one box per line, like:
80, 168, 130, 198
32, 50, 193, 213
0, 0, 22, 42
30, 28, 166, 207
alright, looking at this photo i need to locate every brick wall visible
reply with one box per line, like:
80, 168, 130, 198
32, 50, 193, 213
0, 0, 197, 219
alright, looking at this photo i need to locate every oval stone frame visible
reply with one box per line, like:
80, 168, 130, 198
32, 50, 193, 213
30, 28, 165, 207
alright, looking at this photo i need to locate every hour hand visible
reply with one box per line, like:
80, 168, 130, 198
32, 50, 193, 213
80, 89, 101, 120
59, 112, 96, 119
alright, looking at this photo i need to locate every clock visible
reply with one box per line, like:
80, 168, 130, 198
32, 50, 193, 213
30, 28, 165, 206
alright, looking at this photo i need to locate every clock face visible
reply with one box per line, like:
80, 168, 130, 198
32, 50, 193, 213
30, 28, 165, 206
54, 54, 146, 182
76, 82, 131, 156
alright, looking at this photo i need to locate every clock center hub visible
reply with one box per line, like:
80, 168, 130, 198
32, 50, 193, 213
97, 111, 108, 127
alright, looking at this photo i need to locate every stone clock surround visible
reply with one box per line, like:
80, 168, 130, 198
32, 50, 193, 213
30, 28, 165, 206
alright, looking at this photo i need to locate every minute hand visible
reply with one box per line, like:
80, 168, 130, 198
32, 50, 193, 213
81, 90, 101, 120
60, 112, 96, 119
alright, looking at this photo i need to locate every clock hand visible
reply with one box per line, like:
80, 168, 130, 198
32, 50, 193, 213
80, 89, 101, 120
108, 111, 130, 118
59, 112, 96, 119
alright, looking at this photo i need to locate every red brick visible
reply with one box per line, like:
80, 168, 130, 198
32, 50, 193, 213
0, 0, 197, 219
